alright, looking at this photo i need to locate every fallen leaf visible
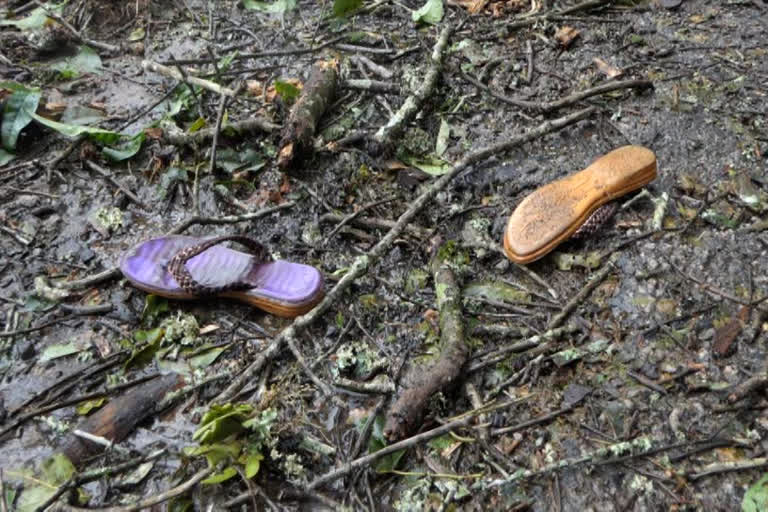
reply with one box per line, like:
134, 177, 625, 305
246, 80, 264, 96
199, 324, 220, 335
593, 57, 623, 79
144, 126, 163, 139
712, 306, 749, 358
555, 26, 580, 48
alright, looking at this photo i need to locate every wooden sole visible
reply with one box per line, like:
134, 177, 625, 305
128, 280, 325, 318
503, 145, 657, 264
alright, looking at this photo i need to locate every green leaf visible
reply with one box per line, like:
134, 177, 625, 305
50, 45, 102, 78
103, 132, 145, 161
193, 403, 254, 444
2, 88, 42, 151
368, 416, 405, 473
402, 154, 452, 176
59, 105, 106, 126
142, 295, 169, 326
274, 80, 301, 101
26, 109, 122, 145
435, 118, 450, 156
215, 147, 265, 174
0, 148, 16, 165
124, 327, 164, 370
427, 434, 456, 452
39, 341, 84, 362
75, 397, 106, 415
0, 3, 64, 30
41, 454, 75, 485
242, 0, 297, 13
15, 485, 57, 512
188, 344, 228, 368
188, 117, 206, 133
185, 442, 241, 467
128, 27, 145, 41
743, 473, 768, 512
201, 466, 238, 484
412, 0, 443, 24
168, 498, 193, 512
3, 488, 15, 511
244, 452, 264, 478
333, 0, 363, 17
158, 167, 188, 200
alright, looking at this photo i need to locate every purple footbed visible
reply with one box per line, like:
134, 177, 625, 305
120, 235, 323, 305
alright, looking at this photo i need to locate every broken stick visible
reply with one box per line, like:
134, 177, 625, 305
384, 243, 469, 440
277, 59, 338, 170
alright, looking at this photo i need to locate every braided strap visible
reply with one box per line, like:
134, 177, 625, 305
572, 202, 618, 239
167, 235, 271, 295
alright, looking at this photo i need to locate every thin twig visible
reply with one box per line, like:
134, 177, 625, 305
374, 25, 453, 146
322, 197, 398, 245
167, 202, 296, 234
52, 467, 215, 512
142, 60, 236, 96
54, 268, 122, 290
546, 254, 617, 330
32, 0, 120, 53
84, 160, 148, 209
308, 397, 528, 490
463, 73, 652, 113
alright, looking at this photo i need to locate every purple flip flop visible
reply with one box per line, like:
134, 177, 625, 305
120, 235, 324, 317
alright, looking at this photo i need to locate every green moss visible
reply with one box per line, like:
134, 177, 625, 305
435, 240, 470, 267
405, 268, 430, 294
463, 280, 529, 304
358, 293, 380, 311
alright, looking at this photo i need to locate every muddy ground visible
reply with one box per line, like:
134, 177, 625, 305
1, 0, 768, 510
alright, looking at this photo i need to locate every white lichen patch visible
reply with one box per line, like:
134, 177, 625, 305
160, 312, 200, 345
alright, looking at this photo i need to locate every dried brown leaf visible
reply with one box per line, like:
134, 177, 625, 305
592, 57, 623, 79
555, 26, 580, 48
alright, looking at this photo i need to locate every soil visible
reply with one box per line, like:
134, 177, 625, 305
1, 0, 768, 510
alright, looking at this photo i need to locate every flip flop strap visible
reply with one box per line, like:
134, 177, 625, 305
167, 235, 271, 295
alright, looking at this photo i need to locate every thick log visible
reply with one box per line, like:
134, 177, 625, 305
61, 373, 185, 466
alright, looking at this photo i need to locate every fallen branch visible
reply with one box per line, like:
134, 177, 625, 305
160, 118, 279, 147
142, 60, 236, 96
343, 79, 400, 94
308, 397, 529, 490
373, 25, 453, 149
61, 373, 186, 466
688, 457, 768, 481
319, 212, 430, 238
321, 197, 398, 245
214, 106, 596, 403
480, 436, 656, 489
490, 405, 574, 436
166, 202, 295, 234
51, 466, 215, 512
467, 324, 580, 373
546, 254, 618, 330
278, 59, 339, 170
384, 246, 469, 440
463, 74, 652, 114
84, 160, 148, 210
198, 82, 245, 215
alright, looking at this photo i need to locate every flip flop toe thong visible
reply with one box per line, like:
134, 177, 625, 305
120, 235, 324, 317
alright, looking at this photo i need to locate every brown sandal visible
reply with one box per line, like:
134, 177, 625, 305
503, 145, 657, 264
